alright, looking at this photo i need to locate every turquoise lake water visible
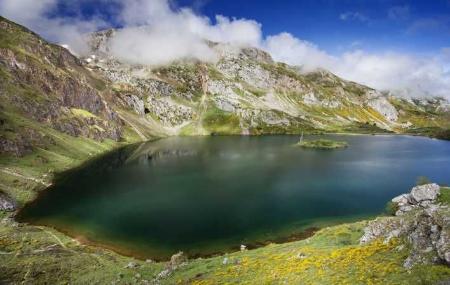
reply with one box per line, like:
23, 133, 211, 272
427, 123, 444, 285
18, 135, 450, 260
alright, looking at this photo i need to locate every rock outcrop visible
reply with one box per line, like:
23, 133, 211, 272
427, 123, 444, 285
360, 184, 449, 269
0, 192, 16, 211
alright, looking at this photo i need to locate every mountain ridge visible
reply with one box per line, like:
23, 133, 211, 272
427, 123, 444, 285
81, 27, 450, 137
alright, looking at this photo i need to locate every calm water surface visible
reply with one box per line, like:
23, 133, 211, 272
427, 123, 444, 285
19, 135, 450, 259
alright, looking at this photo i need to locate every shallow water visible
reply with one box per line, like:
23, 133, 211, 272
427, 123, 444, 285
19, 135, 450, 259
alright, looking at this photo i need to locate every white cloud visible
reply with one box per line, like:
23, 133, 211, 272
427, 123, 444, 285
263, 34, 450, 98
388, 5, 410, 21
0, 0, 107, 54
0, 0, 449, 98
264, 33, 336, 72
339, 11, 369, 22
108, 0, 261, 65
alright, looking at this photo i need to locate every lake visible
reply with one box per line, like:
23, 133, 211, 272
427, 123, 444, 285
18, 135, 450, 260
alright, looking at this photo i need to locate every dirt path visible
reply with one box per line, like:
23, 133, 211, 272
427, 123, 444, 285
195, 64, 209, 134
0, 168, 51, 187
118, 113, 148, 141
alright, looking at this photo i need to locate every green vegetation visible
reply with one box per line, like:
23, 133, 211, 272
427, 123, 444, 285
438, 187, 450, 205
70, 108, 97, 118
416, 175, 431, 186
202, 105, 241, 135
343, 122, 394, 134
385, 201, 399, 216
296, 139, 348, 150
2, 216, 449, 284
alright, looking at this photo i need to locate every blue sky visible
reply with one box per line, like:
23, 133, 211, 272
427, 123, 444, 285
48, 0, 450, 55
1, 0, 449, 97
188, 0, 450, 55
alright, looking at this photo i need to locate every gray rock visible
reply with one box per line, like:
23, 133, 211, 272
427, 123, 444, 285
0, 193, 16, 211
125, 261, 138, 269
410, 183, 440, 203
167, 251, 187, 270
392, 194, 411, 206
361, 182, 449, 269
156, 269, 171, 279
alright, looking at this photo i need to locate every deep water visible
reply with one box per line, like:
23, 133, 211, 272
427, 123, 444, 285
18, 135, 450, 260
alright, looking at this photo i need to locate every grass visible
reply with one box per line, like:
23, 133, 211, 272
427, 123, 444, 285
438, 187, 450, 205
296, 139, 348, 149
2, 216, 449, 284
202, 105, 241, 135
70, 108, 97, 118
162, 222, 450, 285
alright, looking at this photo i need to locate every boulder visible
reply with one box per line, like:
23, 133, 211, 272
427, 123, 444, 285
167, 251, 187, 270
361, 182, 449, 269
392, 194, 410, 206
124, 261, 138, 269
0, 193, 16, 211
410, 183, 440, 203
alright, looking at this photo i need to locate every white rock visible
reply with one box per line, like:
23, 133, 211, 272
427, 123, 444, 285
410, 183, 440, 203
392, 194, 410, 206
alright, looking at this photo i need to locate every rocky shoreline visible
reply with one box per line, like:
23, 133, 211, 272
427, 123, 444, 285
360, 183, 449, 269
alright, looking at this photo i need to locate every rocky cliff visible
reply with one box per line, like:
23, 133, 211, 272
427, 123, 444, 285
0, 17, 127, 158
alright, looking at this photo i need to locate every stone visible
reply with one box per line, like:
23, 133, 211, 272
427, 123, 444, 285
361, 182, 450, 268
125, 262, 138, 269
240, 244, 247, 251
157, 269, 171, 279
410, 183, 440, 203
392, 194, 410, 206
167, 251, 187, 270
0, 193, 16, 212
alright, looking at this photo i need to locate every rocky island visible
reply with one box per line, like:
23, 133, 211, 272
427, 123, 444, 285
296, 139, 349, 149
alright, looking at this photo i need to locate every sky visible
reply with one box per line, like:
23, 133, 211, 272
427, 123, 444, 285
0, 0, 450, 98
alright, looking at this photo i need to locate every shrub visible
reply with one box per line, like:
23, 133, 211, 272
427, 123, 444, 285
416, 176, 431, 186
385, 201, 399, 216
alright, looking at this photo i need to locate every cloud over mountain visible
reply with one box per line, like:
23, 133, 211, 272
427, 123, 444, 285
1, 0, 449, 98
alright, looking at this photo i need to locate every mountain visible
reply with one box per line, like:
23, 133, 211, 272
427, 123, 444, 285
0, 16, 449, 201
84, 28, 450, 137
